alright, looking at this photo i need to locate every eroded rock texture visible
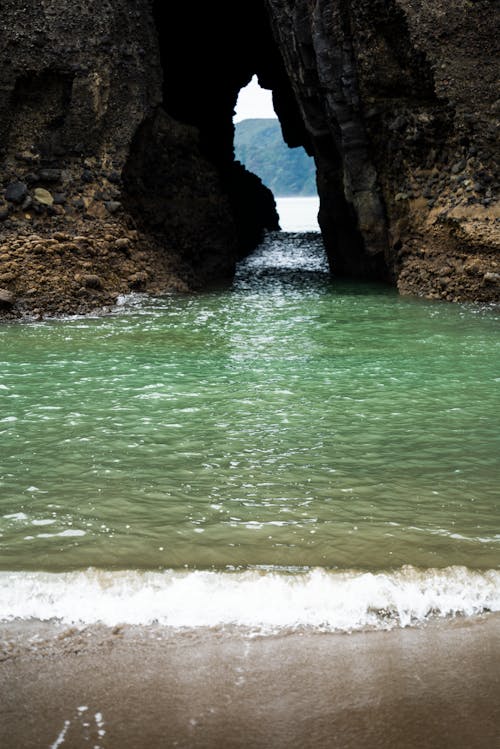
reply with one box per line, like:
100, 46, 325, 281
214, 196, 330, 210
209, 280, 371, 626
0, 0, 181, 315
0, 0, 498, 316
0, 0, 279, 316
265, 0, 499, 300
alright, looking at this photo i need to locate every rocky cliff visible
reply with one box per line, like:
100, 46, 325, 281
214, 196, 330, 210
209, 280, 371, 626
0, 0, 280, 316
265, 0, 499, 300
0, 0, 498, 317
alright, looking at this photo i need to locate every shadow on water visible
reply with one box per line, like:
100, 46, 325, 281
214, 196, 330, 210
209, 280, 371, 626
234, 231, 396, 298
234, 233, 328, 294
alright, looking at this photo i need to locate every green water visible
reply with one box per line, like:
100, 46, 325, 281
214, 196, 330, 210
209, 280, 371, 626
0, 234, 499, 573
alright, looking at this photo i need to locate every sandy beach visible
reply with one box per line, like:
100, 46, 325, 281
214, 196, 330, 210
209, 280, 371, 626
1, 614, 499, 748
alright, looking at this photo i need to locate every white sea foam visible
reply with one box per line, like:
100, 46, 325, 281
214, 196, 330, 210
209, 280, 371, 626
0, 566, 499, 632
3, 512, 28, 521
31, 529, 86, 539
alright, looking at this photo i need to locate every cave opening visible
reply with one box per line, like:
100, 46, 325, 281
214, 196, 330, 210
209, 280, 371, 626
122, 0, 317, 284
233, 76, 319, 232
152, 2, 315, 235
122, 1, 382, 286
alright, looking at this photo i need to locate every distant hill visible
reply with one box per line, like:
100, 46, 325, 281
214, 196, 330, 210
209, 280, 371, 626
234, 118, 317, 197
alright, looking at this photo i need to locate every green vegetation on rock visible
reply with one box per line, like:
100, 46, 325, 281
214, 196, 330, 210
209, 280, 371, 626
234, 118, 317, 197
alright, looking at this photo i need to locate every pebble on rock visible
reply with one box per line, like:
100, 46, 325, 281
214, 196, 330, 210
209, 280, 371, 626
0, 288, 15, 307
451, 160, 466, 175
483, 272, 500, 283
83, 274, 102, 290
39, 168, 62, 183
105, 201, 121, 214
5, 182, 28, 204
128, 272, 147, 290
34, 188, 54, 206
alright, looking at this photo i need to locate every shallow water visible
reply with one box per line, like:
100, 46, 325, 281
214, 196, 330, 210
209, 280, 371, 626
0, 231, 499, 629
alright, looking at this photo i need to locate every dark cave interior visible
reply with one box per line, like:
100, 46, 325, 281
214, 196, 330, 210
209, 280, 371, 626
148, 1, 389, 281
123, 0, 391, 284
147, 1, 315, 256
153, 1, 311, 167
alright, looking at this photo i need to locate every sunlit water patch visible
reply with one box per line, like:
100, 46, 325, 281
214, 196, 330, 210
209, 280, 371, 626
0, 232, 498, 629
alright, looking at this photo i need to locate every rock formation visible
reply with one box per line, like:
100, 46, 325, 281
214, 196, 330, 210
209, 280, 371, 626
265, 0, 499, 302
0, 0, 498, 316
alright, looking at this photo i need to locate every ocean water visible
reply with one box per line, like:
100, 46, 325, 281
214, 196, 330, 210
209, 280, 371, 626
0, 207, 499, 632
276, 196, 319, 232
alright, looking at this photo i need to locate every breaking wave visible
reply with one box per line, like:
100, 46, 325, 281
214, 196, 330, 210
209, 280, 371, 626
1, 565, 499, 632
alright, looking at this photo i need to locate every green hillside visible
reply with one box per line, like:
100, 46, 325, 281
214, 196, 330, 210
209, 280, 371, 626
234, 118, 317, 197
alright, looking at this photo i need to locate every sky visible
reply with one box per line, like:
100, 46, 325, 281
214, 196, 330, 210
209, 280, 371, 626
233, 76, 277, 122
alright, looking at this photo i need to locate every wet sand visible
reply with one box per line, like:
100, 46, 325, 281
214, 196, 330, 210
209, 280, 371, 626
1, 615, 499, 748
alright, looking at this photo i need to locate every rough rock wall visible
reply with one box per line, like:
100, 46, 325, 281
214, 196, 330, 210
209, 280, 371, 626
0, 0, 277, 316
265, 0, 499, 300
0, 0, 161, 171
0, 1, 183, 315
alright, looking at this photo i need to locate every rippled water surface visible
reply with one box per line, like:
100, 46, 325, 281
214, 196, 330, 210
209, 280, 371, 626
0, 233, 499, 582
